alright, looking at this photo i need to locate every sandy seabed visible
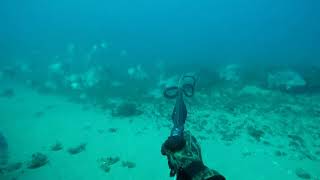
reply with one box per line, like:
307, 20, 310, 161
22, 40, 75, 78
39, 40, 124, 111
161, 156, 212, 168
0, 82, 320, 180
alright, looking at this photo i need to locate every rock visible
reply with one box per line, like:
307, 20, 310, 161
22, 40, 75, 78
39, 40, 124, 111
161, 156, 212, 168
219, 64, 241, 82
99, 156, 120, 167
108, 128, 118, 133
122, 161, 136, 168
100, 164, 111, 172
111, 102, 142, 117
295, 168, 311, 179
98, 156, 120, 173
51, 142, 63, 151
247, 126, 265, 142
67, 143, 86, 155
274, 150, 287, 157
27, 153, 48, 169
267, 70, 306, 91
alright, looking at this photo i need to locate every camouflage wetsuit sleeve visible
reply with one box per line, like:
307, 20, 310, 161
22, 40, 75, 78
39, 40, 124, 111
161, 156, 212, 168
162, 131, 225, 180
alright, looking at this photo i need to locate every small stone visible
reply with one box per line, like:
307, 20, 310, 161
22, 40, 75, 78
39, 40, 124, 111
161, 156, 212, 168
100, 163, 111, 172
28, 153, 48, 169
108, 128, 118, 133
247, 126, 265, 142
51, 142, 63, 151
295, 168, 311, 179
98, 156, 120, 173
99, 156, 120, 166
242, 151, 253, 157
33, 111, 45, 118
274, 150, 287, 157
111, 102, 142, 117
122, 161, 136, 168
68, 143, 86, 155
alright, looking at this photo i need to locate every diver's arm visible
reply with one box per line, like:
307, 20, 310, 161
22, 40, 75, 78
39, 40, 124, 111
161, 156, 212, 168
162, 132, 226, 180
178, 161, 226, 180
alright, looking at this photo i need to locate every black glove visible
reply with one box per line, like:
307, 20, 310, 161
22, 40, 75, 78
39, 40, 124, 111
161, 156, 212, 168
161, 135, 186, 155
161, 135, 186, 177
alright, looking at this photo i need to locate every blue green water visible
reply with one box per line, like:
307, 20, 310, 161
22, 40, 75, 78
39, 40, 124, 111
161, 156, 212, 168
0, 0, 320, 180
1, 0, 320, 65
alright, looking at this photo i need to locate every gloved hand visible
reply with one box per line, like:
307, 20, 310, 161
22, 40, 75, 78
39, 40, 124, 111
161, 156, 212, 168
161, 135, 186, 177
161, 135, 186, 154
161, 132, 226, 180
161, 132, 202, 177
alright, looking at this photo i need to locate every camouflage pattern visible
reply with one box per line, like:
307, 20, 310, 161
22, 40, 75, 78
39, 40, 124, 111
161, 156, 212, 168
164, 131, 202, 171
163, 131, 222, 180
193, 168, 223, 180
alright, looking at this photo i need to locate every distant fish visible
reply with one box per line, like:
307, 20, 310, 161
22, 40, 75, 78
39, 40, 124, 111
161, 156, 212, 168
0, 132, 8, 165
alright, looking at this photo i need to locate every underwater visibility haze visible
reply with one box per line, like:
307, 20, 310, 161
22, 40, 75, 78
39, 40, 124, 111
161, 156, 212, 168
0, 0, 320, 179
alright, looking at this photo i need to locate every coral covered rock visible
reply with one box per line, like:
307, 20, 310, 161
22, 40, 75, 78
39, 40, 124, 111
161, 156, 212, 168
267, 70, 306, 91
219, 64, 241, 82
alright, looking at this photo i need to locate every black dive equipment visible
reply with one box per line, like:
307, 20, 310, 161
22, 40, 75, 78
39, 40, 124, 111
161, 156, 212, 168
163, 74, 197, 137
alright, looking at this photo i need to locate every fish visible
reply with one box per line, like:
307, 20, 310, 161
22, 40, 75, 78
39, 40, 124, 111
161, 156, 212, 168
0, 132, 8, 165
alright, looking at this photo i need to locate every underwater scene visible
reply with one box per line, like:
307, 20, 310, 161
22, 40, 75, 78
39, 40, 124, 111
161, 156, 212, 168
1, 0, 320, 179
